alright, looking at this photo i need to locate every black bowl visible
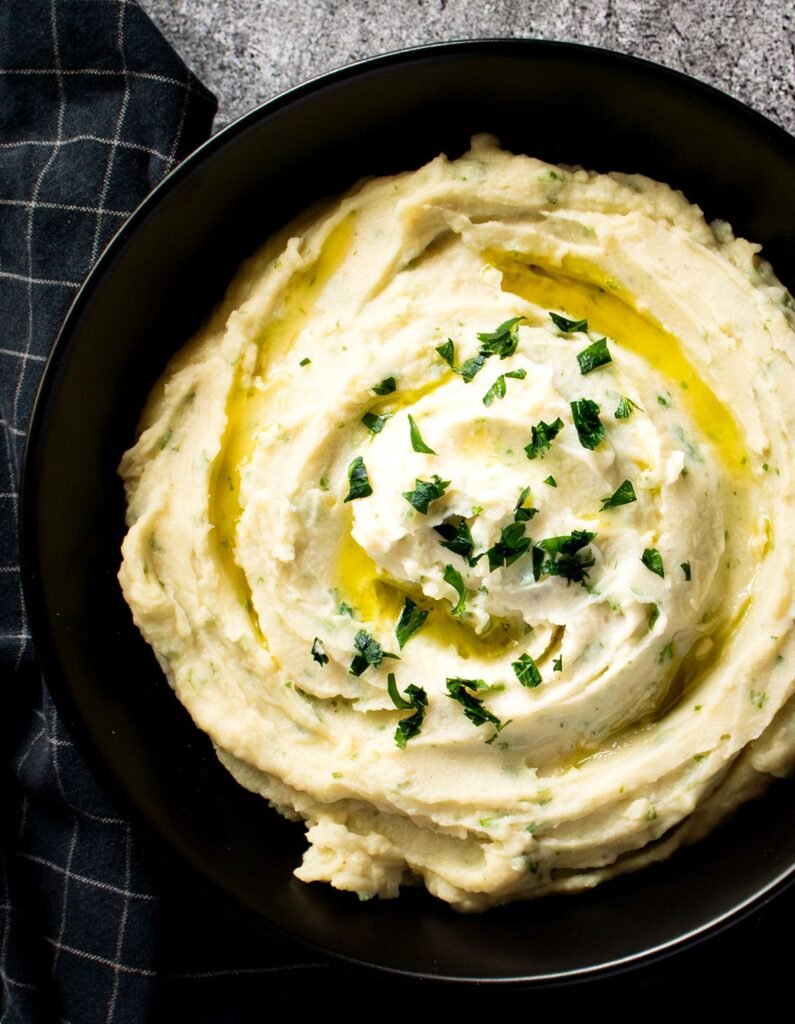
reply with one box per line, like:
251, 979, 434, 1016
21, 39, 795, 983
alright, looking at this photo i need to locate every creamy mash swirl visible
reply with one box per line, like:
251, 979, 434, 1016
119, 137, 795, 910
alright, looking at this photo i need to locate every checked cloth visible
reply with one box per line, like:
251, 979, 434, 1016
0, 3, 334, 1021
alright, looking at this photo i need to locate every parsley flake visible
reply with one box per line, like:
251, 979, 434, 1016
477, 316, 523, 358
395, 598, 428, 649
446, 678, 507, 733
476, 521, 531, 571
344, 456, 373, 502
443, 564, 467, 616
681, 561, 692, 581
553, 654, 563, 672
512, 652, 542, 688
648, 605, 660, 631
641, 548, 665, 577
434, 518, 475, 561
549, 312, 588, 333
482, 368, 527, 407
372, 376, 396, 395
403, 474, 450, 514
361, 411, 391, 434
615, 396, 638, 419
514, 485, 538, 522
571, 398, 605, 450
600, 479, 637, 510
577, 337, 612, 375
525, 417, 564, 460
544, 475, 557, 487
408, 414, 436, 454
349, 630, 397, 676
311, 637, 328, 666
387, 673, 428, 748
299, 357, 311, 366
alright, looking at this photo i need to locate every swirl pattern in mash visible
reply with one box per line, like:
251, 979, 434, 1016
119, 136, 795, 910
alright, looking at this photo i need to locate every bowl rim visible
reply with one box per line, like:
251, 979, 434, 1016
19, 36, 795, 985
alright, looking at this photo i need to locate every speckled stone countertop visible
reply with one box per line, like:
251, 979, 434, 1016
142, 0, 793, 134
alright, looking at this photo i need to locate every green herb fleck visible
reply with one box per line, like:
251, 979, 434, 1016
361, 411, 390, 434
372, 376, 396, 395
648, 605, 660, 631
349, 630, 397, 676
482, 368, 526, 407
338, 601, 354, 617
387, 673, 428, 749
641, 547, 665, 577
408, 414, 436, 454
657, 394, 671, 408
476, 521, 531, 571
512, 652, 542, 688
443, 564, 467, 616
600, 479, 637, 510
299, 357, 311, 367
311, 638, 328, 666
549, 312, 588, 333
344, 456, 372, 502
615, 396, 638, 419
681, 561, 692, 581
477, 316, 523, 358
446, 677, 507, 733
395, 597, 428, 649
750, 689, 768, 710
435, 339, 456, 368
544, 475, 557, 487
403, 474, 450, 514
659, 642, 674, 663
571, 398, 605, 450
434, 518, 475, 561
514, 485, 538, 522
157, 428, 173, 450
460, 351, 488, 382
525, 417, 564, 459
553, 654, 563, 672
577, 337, 612, 375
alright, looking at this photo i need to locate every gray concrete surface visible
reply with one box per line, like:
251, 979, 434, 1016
142, 0, 793, 134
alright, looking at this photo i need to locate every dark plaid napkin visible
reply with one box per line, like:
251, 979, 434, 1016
0, 3, 337, 1021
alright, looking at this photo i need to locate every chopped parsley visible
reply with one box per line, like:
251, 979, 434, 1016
394, 597, 428, 649
349, 629, 397, 676
476, 521, 531, 571
446, 678, 507, 733
408, 414, 436, 454
311, 637, 328, 666
571, 398, 605, 450
476, 316, 523, 358
403, 474, 450, 514
553, 654, 563, 672
600, 479, 637, 510
482, 368, 526, 406
299, 357, 311, 366
387, 673, 428, 748
681, 561, 692, 581
361, 411, 391, 434
344, 456, 373, 502
434, 518, 475, 561
549, 312, 588, 333
657, 394, 672, 408
659, 642, 674, 663
641, 547, 665, 577
443, 563, 467, 616
372, 376, 396, 395
536, 531, 596, 585
648, 605, 660, 630
512, 652, 542, 688
435, 339, 456, 368
614, 396, 638, 419
525, 417, 564, 460
544, 475, 557, 487
514, 485, 538, 522
576, 337, 612, 375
